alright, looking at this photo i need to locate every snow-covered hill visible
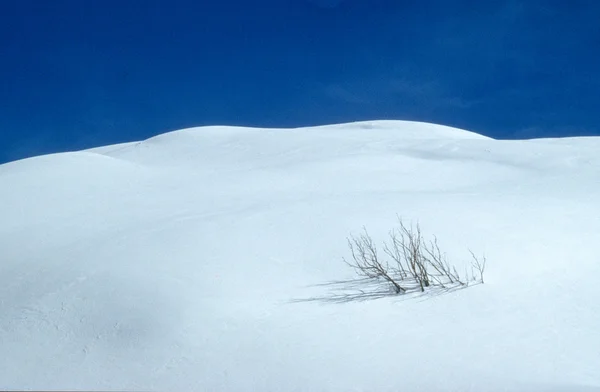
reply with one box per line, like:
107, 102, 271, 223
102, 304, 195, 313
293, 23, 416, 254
1, 120, 599, 391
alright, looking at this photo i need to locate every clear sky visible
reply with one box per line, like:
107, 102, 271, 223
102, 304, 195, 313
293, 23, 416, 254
1, 0, 599, 163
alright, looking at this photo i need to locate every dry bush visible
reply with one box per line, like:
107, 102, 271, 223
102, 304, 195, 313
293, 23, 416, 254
343, 218, 485, 297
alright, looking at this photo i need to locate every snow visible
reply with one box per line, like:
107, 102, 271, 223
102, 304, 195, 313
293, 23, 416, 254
1, 120, 599, 391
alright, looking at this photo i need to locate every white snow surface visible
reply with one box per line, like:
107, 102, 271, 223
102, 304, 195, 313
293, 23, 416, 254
1, 120, 599, 391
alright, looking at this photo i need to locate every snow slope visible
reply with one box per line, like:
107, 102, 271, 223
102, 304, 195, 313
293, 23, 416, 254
1, 120, 599, 391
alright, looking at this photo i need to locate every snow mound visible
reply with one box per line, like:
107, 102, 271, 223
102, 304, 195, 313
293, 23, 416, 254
1, 120, 599, 391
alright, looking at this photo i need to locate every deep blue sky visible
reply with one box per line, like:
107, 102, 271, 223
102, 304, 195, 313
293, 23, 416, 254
1, 0, 599, 163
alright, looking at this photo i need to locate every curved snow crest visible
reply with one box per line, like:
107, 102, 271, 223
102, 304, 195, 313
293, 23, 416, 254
84, 120, 493, 168
138, 119, 492, 144
306, 119, 492, 139
84, 120, 489, 160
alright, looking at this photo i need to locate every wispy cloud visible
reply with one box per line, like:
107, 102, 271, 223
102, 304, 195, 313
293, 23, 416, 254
323, 84, 370, 104
384, 78, 477, 109
323, 74, 477, 111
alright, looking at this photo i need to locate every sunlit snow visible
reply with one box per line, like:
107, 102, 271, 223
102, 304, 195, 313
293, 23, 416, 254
1, 120, 599, 391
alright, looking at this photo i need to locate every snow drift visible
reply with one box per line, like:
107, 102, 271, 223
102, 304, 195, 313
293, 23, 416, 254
1, 120, 599, 391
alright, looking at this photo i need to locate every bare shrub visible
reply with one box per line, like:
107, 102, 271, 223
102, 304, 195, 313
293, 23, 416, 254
343, 218, 486, 298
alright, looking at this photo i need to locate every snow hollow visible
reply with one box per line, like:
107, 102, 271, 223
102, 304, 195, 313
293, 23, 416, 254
1, 120, 599, 391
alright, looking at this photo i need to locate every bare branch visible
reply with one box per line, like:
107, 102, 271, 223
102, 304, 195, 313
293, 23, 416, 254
345, 228, 406, 293
332, 218, 488, 303
469, 250, 486, 284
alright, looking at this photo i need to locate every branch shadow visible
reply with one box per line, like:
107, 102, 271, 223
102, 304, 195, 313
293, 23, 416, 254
290, 277, 480, 304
